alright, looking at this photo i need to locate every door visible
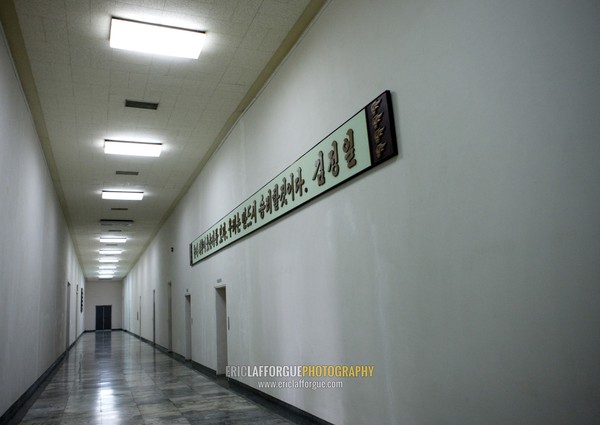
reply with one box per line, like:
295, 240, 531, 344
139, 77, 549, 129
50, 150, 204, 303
215, 286, 228, 375
185, 294, 192, 360
168, 282, 172, 352
75, 285, 79, 338
65, 282, 71, 351
139, 296, 142, 335
95, 305, 112, 331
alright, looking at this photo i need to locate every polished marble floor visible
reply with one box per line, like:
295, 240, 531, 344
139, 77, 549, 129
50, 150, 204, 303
14, 331, 298, 425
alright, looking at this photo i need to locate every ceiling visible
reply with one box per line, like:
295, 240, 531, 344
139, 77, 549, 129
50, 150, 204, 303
0, 0, 325, 280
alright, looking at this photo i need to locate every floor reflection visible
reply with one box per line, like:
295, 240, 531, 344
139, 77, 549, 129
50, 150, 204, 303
17, 331, 294, 425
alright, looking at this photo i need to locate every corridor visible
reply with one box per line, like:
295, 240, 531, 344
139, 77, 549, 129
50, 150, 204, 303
15, 332, 295, 425
1, 1, 599, 424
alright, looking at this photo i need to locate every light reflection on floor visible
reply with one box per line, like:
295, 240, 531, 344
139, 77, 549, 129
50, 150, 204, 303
16, 331, 294, 425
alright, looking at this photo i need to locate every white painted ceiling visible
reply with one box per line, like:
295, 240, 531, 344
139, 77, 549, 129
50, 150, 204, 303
2, 0, 323, 280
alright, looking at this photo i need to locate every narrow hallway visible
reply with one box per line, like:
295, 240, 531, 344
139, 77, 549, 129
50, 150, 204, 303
14, 332, 293, 425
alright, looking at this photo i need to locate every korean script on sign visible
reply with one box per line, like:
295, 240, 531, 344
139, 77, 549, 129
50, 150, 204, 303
191, 91, 397, 265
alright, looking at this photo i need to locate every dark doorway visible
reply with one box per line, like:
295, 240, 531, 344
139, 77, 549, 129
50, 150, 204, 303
65, 282, 71, 351
185, 294, 192, 360
168, 282, 172, 352
95, 305, 112, 331
215, 286, 228, 375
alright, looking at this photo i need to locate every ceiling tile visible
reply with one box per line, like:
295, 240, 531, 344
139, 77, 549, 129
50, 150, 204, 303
9, 0, 322, 278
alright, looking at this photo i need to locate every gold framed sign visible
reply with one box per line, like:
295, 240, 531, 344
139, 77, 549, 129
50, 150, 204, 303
190, 91, 397, 265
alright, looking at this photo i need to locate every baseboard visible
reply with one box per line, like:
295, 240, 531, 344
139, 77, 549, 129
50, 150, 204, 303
0, 352, 65, 424
130, 334, 326, 424
169, 351, 186, 363
69, 331, 84, 349
0, 331, 89, 424
153, 343, 169, 354
228, 378, 333, 425
190, 360, 217, 377
121, 330, 170, 355
123, 329, 137, 337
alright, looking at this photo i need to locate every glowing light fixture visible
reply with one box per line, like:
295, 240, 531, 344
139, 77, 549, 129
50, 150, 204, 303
99, 265, 117, 270
102, 190, 143, 201
109, 18, 206, 59
99, 237, 127, 243
99, 257, 119, 263
104, 139, 162, 157
99, 249, 123, 255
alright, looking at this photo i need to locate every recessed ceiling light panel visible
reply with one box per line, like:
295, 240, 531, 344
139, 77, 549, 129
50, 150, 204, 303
99, 237, 127, 243
98, 257, 119, 263
99, 249, 123, 255
105, 140, 162, 157
102, 190, 144, 201
110, 18, 206, 59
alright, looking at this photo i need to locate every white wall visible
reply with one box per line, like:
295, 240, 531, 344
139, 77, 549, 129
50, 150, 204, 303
84, 281, 123, 331
0, 23, 85, 417
123, 1, 600, 424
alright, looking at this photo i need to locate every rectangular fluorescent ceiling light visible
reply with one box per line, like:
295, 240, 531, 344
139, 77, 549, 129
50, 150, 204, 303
99, 237, 127, 243
102, 190, 144, 201
99, 257, 119, 263
99, 249, 123, 255
105, 140, 162, 157
99, 265, 117, 270
110, 18, 206, 59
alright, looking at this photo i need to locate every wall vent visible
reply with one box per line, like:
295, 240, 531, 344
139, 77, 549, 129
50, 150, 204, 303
116, 170, 139, 176
100, 219, 134, 226
125, 99, 158, 110
111, 207, 129, 211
